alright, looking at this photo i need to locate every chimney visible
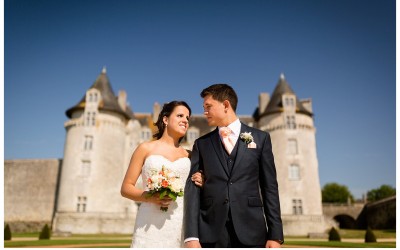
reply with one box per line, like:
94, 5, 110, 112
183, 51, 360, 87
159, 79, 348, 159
118, 90, 127, 111
152, 102, 161, 123
258, 92, 270, 115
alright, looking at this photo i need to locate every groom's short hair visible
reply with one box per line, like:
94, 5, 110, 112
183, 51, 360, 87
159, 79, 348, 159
201, 83, 238, 112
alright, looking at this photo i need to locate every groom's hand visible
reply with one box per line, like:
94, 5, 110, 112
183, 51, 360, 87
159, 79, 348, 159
265, 240, 281, 248
185, 240, 202, 248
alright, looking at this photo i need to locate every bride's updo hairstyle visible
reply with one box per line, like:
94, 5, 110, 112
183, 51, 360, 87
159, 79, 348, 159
153, 100, 192, 141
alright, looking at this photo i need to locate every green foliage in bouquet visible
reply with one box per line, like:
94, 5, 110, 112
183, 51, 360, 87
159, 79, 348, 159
146, 165, 184, 211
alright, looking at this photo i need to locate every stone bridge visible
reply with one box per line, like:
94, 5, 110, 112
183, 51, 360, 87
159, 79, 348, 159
322, 202, 365, 228
323, 202, 365, 220
322, 197, 396, 229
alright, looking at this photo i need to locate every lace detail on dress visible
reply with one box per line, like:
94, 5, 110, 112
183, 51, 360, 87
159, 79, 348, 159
131, 155, 191, 248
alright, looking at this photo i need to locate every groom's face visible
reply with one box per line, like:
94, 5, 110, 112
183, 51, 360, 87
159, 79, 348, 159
203, 95, 226, 127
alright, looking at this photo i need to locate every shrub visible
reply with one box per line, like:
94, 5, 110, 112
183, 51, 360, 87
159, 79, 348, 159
4, 224, 12, 240
365, 227, 377, 243
39, 224, 51, 240
328, 227, 341, 241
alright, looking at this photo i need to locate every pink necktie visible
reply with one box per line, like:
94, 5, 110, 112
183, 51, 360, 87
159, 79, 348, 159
219, 127, 234, 154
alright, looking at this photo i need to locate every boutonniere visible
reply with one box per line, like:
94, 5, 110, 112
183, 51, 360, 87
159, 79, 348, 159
240, 132, 257, 148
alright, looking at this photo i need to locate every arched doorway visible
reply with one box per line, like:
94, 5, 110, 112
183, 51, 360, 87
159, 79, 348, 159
334, 214, 356, 229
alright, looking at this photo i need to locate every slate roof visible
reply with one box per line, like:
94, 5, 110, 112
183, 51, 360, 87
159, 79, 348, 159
66, 68, 134, 120
255, 74, 313, 120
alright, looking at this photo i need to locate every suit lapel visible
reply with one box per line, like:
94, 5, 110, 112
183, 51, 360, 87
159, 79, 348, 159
209, 128, 230, 176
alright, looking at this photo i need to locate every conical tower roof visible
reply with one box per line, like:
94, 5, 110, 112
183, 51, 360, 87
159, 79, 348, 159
260, 74, 313, 118
66, 68, 134, 120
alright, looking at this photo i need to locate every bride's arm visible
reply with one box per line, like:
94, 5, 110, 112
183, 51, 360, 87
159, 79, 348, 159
187, 149, 205, 188
120, 143, 171, 206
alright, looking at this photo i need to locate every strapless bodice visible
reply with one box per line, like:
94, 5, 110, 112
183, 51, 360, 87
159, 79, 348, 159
131, 154, 191, 248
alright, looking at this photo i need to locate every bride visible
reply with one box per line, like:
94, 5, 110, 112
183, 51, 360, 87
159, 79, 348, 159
121, 100, 202, 248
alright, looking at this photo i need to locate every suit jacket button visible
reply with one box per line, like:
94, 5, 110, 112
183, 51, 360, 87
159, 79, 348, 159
224, 198, 229, 204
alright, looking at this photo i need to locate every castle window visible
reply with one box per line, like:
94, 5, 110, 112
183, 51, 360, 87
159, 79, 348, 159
86, 113, 90, 126
289, 164, 300, 180
91, 112, 96, 126
292, 199, 303, 215
141, 128, 152, 141
87, 91, 99, 103
283, 95, 295, 108
286, 115, 296, 129
84, 136, 93, 151
85, 112, 96, 126
81, 161, 91, 176
187, 128, 200, 144
77, 196, 87, 212
287, 139, 298, 155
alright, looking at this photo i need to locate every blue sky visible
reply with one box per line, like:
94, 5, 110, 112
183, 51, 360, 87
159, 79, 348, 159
5, 0, 396, 199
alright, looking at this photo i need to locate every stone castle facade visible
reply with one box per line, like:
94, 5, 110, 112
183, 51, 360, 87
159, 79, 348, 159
5, 68, 328, 236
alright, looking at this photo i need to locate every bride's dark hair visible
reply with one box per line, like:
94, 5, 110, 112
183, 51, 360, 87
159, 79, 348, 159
153, 101, 192, 141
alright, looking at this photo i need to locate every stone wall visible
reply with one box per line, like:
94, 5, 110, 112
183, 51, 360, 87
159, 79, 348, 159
4, 159, 62, 232
356, 196, 396, 229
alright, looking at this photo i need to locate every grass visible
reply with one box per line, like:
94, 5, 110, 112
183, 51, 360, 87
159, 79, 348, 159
4, 229, 396, 248
338, 229, 396, 239
5, 239, 131, 248
5, 233, 131, 248
284, 240, 396, 248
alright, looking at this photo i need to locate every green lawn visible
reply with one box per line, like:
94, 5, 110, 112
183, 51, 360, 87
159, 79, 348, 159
338, 229, 396, 239
4, 229, 396, 248
284, 240, 395, 248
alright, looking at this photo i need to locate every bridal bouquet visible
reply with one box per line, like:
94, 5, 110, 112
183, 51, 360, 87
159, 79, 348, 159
145, 165, 184, 211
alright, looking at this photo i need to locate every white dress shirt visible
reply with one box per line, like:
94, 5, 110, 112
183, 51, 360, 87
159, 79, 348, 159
219, 119, 241, 145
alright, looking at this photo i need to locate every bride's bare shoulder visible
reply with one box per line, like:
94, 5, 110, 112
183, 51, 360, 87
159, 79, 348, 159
135, 141, 157, 155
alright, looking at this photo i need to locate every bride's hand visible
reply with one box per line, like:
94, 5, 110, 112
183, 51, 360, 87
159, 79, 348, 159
191, 170, 205, 187
144, 192, 173, 207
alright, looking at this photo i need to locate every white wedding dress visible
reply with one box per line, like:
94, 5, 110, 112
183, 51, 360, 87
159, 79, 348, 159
131, 155, 191, 248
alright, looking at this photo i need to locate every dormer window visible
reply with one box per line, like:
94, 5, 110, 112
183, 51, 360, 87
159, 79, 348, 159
283, 95, 296, 108
86, 89, 100, 104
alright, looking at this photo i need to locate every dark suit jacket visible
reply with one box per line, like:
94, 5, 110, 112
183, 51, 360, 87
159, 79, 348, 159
184, 123, 284, 245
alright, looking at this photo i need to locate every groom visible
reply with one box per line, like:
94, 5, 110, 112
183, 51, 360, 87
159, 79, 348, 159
184, 84, 284, 248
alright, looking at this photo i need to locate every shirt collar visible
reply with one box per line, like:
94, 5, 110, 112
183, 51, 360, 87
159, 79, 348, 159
219, 119, 241, 137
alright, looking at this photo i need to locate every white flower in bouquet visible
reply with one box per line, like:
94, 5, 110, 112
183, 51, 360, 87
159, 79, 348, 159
146, 165, 184, 211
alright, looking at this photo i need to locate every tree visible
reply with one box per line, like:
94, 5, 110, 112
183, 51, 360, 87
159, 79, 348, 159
4, 224, 12, 240
322, 183, 354, 203
364, 227, 377, 243
39, 224, 51, 240
367, 185, 395, 202
328, 227, 341, 241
